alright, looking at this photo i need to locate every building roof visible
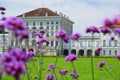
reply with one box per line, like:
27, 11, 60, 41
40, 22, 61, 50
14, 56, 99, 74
17, 8, 59, 17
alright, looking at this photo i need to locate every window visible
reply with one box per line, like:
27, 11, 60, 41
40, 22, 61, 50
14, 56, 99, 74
40, 27, 43, 29
32, 40, 36, 46
32, 27, 36, 29
109, 50, 111, 56
56, 21, 58, 24
25, 40, 29, 46
80, 41, 83, 46
109, 41, 111, 47
103, 50, 106, 55
15, 41, 18, 46
46, 26, 49, 30
40, 22, 43, 26
51, 31, 54, 36
26, 22, 29, 26
56, 26, 58, 30
115, 50, 117, 55
55, 41, 58, 46
103, 40, 106, 47
46, 22, 49, 25
88, 41, 91, 47
51, 21, 54, 24
51, 41, 54, 46
32, 32, 36, 38
51, 26, 54, 30
33, 22, 36, 26
114, 40, 117, 46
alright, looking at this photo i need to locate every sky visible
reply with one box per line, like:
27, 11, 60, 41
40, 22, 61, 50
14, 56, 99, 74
0, 0, 120, 35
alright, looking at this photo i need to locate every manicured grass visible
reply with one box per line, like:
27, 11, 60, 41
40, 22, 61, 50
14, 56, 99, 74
3, 57, 120, 80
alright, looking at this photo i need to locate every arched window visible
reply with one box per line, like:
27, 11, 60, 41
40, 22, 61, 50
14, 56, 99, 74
32, 27, 36, 29
103, 50, 106, 55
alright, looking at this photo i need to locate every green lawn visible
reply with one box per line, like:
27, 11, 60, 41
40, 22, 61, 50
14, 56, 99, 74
3, 57, 120, 80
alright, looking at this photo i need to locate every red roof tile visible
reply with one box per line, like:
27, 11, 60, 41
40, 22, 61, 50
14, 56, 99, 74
17, 8, 59, 17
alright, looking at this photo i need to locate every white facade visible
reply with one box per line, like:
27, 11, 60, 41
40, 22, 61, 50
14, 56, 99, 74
0, 34, 10, 54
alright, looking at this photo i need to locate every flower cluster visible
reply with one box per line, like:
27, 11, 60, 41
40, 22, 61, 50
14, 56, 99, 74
109, 35, 115, 41
65, 54, 77, 62
58, 69, 68, 75
98, 61, 105, 68
114, 28, 120, 34
36, 30, 45, 38
1, 48, 30, 80
55, 29, 69, 43
47, 64, 55, 71
2, 17, 29, 40
86, 26, 100, 34
36, 30, 49, 49
71, 33, 81, 41
100, 26, 111, 34
70, 70, 79, 79
96, 47, 103, 52
46, 74, 54, 80
115, 53, 120, 60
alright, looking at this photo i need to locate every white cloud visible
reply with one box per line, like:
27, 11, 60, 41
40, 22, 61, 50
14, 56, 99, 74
0, 0, 120, 35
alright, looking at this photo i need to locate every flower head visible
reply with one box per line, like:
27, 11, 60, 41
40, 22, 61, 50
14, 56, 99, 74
100, 26, 111, 34
36, 30, 45, 38
109, 35, 115, 41
115, 53, 120, 60
103, 18, 114, 27
46, 74, 54, 80
114, 28, 120, 34
55, 29, 67, 39
70, 70, 79, 79
65, 54, 77, 62
98, 61, 105, 68
59, 69, 68, 75
47, 64, 55, 71
96, 47, 103, 52
86, 26, 100, 34
71, 33, 81, 41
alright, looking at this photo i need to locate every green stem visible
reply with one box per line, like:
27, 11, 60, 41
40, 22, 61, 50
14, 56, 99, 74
91, 56, 94, 80
103, 67, 116, 80
25, 64, 30, 80
53, 70, 58, 80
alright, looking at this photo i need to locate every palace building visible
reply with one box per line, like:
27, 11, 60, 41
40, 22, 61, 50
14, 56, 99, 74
2, 7, 120, 56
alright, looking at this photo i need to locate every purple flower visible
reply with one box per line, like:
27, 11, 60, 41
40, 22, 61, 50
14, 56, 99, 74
115, 53, 120, 60
96, 47, 103, 52
36, 38, 49, 45
0, 23, 4, 33
0, 7, 6, 11
71, 33, 81, 41
27, 50, 35, 58
15, 29, 29, 40
59, 69, 68, 75
55, 29, 67, 39
86, 26, 100, 34
114, 28, 120, 34
98, 61, 105, 68
65, 54, 77, 62
103, 18, 114, 27
63, 36, 69, 43
47, 64, 55, 71
109, 36, 115, 41
36, 30, 45, 38
100, 26, 111, 34
70, 70, 79, 79
46, 74, 54, 80
1, 48, 31, 80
